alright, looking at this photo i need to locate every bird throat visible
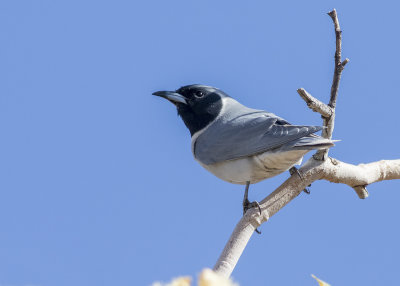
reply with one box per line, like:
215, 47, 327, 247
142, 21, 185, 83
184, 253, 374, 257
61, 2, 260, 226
177, 95, 223, 136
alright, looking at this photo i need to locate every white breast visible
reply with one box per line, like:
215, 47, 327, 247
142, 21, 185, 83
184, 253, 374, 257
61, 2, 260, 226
197, 148, 308, 185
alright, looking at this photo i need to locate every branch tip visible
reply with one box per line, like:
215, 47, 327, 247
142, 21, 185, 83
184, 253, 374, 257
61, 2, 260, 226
353, 185, 369, 199
341, 58, 350, 67
327, 9, 336, 16
296, 88, 333, 118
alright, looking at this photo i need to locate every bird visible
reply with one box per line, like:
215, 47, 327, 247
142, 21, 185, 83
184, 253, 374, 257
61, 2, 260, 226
153, 84, 334, 220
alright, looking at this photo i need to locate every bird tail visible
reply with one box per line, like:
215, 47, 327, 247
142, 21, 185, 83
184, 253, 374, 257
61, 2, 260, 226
291, 135, 338, 150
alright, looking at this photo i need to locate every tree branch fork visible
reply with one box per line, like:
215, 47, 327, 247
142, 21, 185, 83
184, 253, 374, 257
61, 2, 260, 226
212, 9, 400, 278
214, 158, 400, 277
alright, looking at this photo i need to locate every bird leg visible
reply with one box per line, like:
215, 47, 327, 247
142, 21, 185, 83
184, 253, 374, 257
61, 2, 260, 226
242, 181, 262, 234
289, 167, 311, 194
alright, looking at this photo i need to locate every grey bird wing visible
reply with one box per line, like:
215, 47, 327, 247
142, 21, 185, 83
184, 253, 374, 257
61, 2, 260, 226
194, 109, 323, 165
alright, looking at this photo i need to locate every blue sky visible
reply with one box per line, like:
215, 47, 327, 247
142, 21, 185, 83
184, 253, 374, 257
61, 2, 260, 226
1, 1, 399, 285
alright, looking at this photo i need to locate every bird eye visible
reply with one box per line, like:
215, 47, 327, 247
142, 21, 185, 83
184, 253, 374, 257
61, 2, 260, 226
195, 91, 204, 98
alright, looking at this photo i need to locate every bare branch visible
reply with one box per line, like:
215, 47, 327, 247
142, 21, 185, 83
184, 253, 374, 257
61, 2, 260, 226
213, 209, 265, 276
297, 88, 333, 117
323, 158, 400, 198
314, 9, 349, 161
213, 158, 400, 277
212, 9, 399, 279
327, 8, 344, 110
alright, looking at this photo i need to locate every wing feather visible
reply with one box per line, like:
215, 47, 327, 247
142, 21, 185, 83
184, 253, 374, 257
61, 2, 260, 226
193, 99, 322, 165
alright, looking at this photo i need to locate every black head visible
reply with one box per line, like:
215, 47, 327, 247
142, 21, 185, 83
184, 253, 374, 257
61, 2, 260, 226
153, 84, 228, 136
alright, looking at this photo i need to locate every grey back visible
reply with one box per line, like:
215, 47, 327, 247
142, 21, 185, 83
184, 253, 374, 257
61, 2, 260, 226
194, 98, 322, 165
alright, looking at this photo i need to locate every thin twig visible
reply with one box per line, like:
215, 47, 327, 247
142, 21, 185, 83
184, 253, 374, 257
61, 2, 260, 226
328, 8, 344, 109
297, 88, 333, 118
314, 9, 349, 161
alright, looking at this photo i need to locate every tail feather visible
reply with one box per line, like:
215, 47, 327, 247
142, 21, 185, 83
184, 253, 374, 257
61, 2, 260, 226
292, 136, 336, 150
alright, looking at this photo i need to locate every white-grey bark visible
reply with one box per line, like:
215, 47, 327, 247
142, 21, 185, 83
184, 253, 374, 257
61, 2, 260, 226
214, 158, 400, 277
212, 9, 400, 278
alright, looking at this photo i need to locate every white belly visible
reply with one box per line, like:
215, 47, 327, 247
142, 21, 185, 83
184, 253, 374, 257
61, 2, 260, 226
198, 149, 308, 185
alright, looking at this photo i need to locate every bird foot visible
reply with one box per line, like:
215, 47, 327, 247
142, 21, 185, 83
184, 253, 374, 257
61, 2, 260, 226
303, 185, 311, 194
243, 199, 262, 234
289, 166, 304, 180
289, 167, 311, 194
243, 199, 262, 215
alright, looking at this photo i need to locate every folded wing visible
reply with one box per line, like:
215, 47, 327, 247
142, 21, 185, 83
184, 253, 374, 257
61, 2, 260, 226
194, 106, 322, 165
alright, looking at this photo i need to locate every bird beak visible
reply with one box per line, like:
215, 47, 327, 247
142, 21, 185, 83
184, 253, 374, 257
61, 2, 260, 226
152, 91, 187, 105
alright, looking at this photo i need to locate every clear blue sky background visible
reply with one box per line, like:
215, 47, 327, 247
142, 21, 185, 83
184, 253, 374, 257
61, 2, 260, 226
1, 1, 399, 285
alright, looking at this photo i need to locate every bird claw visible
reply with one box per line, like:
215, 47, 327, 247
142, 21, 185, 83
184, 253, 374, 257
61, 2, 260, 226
242, 181, 262, 234
243, 199, 262, 234
290, 167, 311, 194
289, 166, 304, 180
243, 199, 262, 216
